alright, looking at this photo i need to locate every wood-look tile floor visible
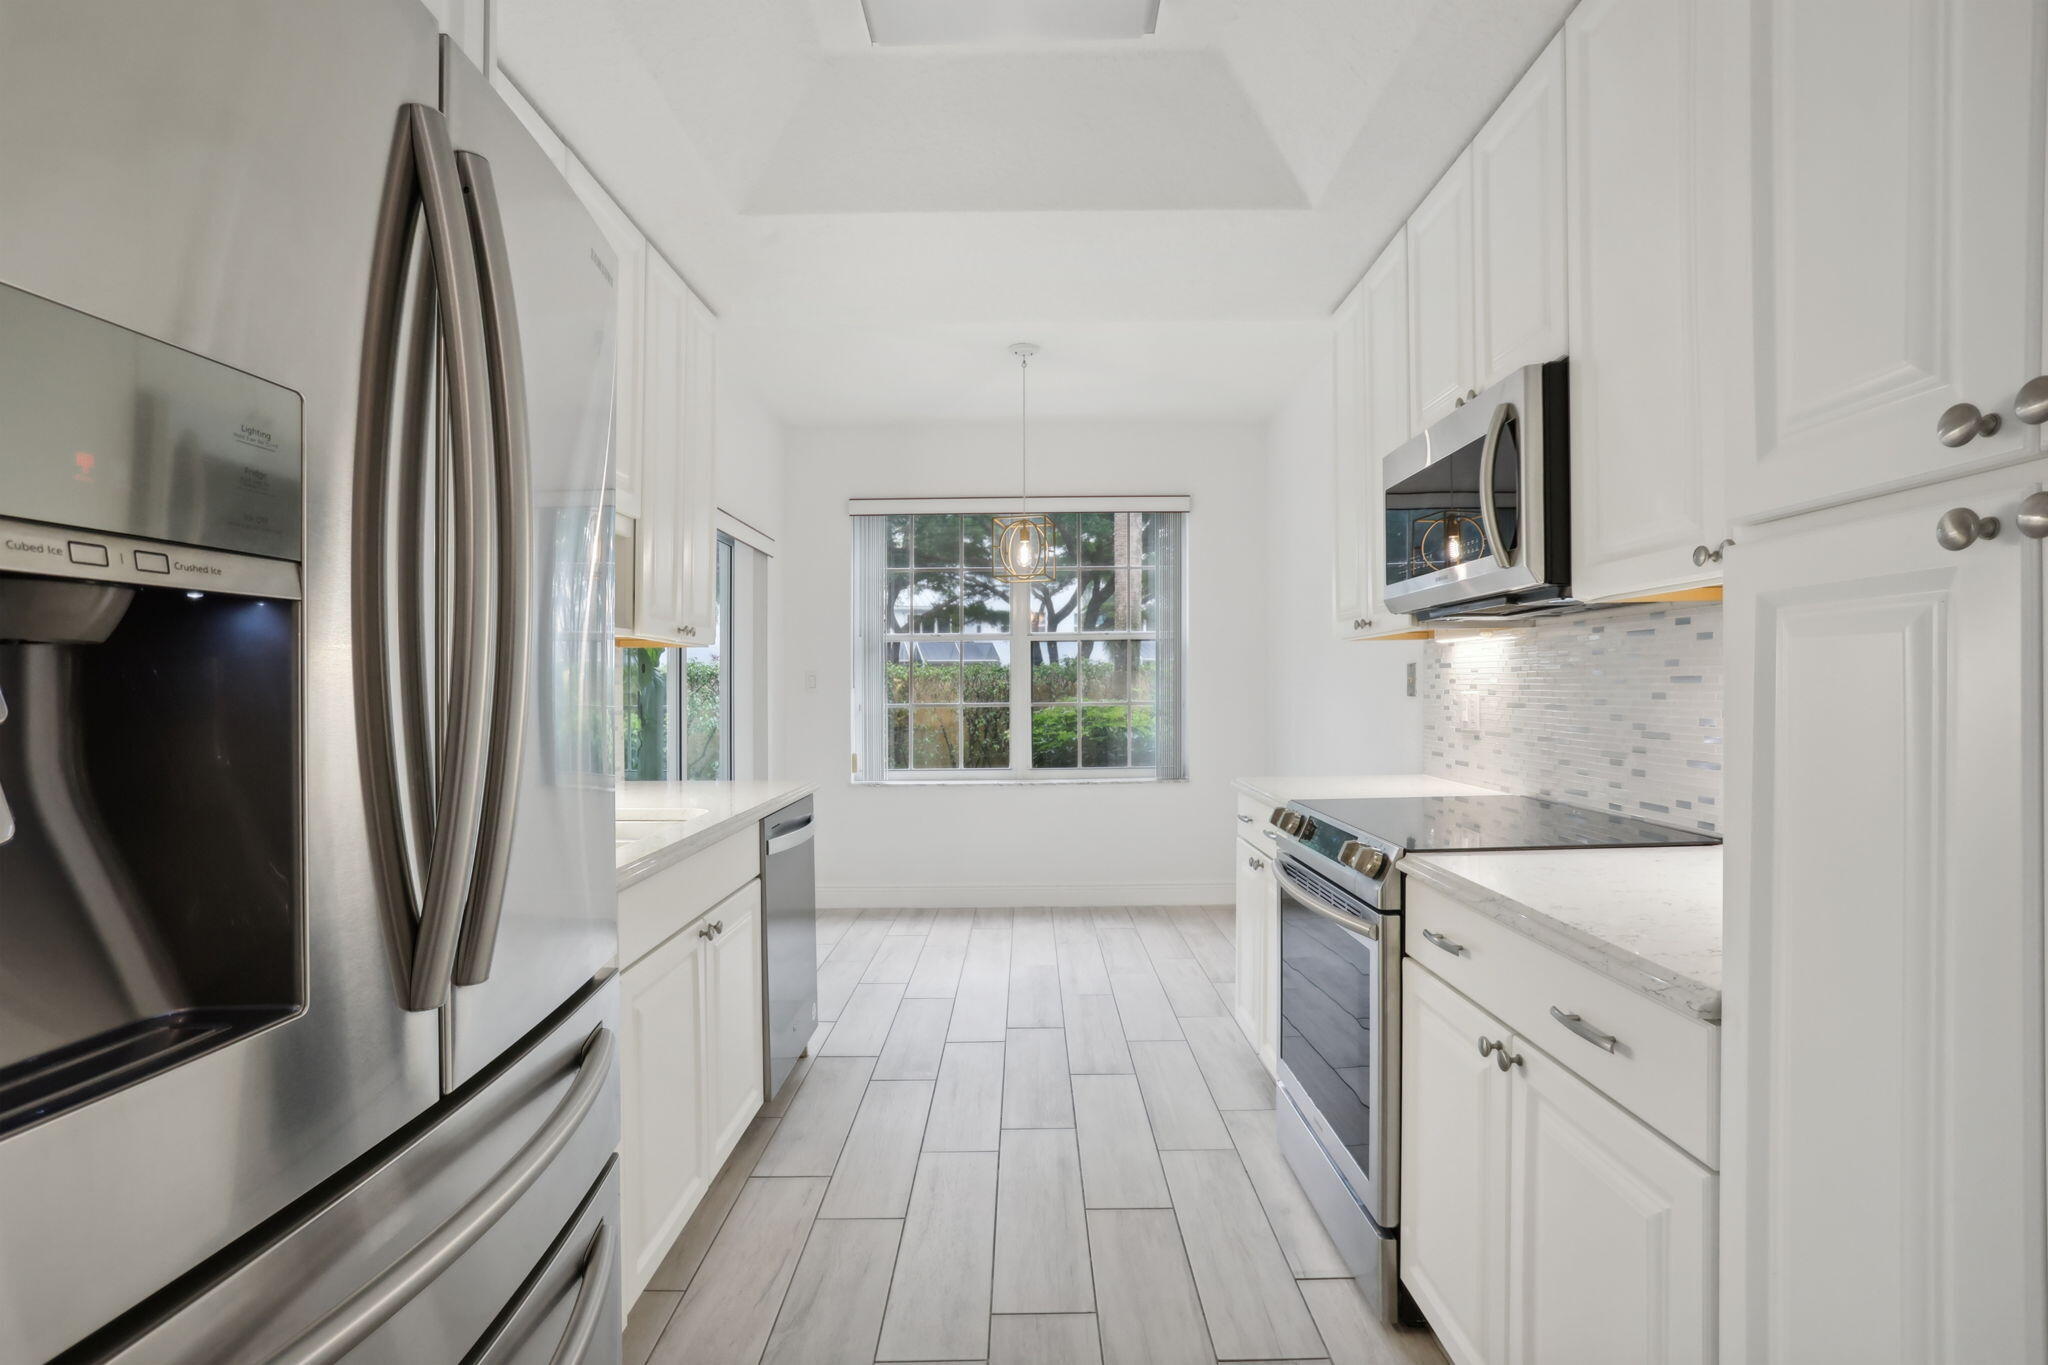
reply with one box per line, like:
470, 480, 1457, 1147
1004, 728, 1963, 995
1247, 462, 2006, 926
625, 906, 1450, 1365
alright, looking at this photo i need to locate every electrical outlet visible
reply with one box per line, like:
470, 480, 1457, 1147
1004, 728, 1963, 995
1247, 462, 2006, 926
804, 671, 818, 691
1406, 662, 1417, 697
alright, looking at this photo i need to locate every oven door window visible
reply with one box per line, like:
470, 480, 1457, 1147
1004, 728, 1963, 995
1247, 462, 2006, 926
1278, 891, 1380, 1183
1383, 410, 1521, 591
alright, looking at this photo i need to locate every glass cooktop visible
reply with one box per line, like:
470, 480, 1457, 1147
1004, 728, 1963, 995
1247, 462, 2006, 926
1293, 794, 1719, 853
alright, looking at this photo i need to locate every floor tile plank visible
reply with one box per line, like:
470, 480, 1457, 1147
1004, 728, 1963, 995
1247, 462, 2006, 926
1008, 963, 1064, 1028
1154, 957, 1230, 1018
1072, 1074, 1170, 1209
1002, 1027, 1075, 1129
990, 1313, 1103, 1365
820, 1079, 934, 1218
906, 932, 968, 999
821, 982, 908, 1056
1221, 1111, 1350, 1278
1012, 915, 1058, 966
876, 1151, 999, 1362
1096, 925, 1151, 973
1087, 1208, 1216, 1365
647, 1112, 780, 1290
1297, 1278, 1451, 1365
1109, 971, 1184, 1042
1057, 932, 1113, 996
1159, 1150, 1326, 1361
1133, 908, 1196, 963
1128, 1041, 1232, 1150
755, 1056, 877, 1177
862, 934, 927, 984
622, 1291, 679, 1365
1180, 1015, 1276, 1111
816, 960, 865, 1023
875, 997, 955, 1080
993, 1129, 1095, 1313
948, 959, 1011, 1042
1174, 911, 1237, 984
761, 1219, 902, 1365
1064, 994, 1134, 1075
925, 1041, 1006, 1151
652, 1177, 827, 1365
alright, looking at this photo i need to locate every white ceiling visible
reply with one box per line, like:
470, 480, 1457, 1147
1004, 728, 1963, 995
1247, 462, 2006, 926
493, 0, 1572, 422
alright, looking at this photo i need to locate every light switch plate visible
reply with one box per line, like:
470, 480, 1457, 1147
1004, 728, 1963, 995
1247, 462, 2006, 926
1406, 662, 1417, 697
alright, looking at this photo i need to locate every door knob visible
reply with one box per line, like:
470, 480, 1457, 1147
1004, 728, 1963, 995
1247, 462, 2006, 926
2017, 491, 2048, 539
2015, 375, 2048, 426
1936, 402, 2001, 447
1935, 507, 2000, 551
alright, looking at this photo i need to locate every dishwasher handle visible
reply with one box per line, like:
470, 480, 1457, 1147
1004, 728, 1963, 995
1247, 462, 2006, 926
766, 818, 815, 856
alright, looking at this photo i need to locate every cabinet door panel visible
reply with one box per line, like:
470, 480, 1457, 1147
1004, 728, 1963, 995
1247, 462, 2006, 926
620, 927, 707, 1299
1733, 0, 2043, 521
1333, 290, 1369, 636
1401, 964, 1510, 1365
705, 888, 764, 1161
1505, 1043, 1714, 1365
1564, 0, 1724, 601
1408, 152, 1476, 430
1473, 34, 1567, 387
1233, 838, 1271, 1061
676, 290, 718, 640
637, 251, 688, 640
1335, 234, 1416, 640
565, 156, 644, 521
1722, 477, 2045, 1363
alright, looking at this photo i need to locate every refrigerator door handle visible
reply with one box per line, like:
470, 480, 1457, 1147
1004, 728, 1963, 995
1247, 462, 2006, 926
354, 102, 500, 1012
547, 1218, 618, 1365
270, 1025, 616, 1365
450, 149, 533, 989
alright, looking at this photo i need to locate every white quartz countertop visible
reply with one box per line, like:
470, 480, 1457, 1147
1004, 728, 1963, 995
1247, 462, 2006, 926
1401, 846, 1724, 1023
616, 779, 816, 888
1232, 773, 1499, 808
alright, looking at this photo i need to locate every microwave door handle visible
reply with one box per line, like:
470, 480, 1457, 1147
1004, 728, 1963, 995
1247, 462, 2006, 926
451, 150, 532, 989
1478, 400, 1516, 570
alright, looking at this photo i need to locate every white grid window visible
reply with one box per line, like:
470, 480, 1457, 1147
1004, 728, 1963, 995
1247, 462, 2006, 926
854, 510, 1186, 782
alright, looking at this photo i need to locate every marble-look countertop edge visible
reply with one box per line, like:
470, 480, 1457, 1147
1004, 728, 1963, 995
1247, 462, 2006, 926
1399, 854, 1722, 1025
616, 780, 817, 890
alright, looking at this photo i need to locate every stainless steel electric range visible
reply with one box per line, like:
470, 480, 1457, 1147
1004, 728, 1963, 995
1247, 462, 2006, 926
1263, 793, 1719, 1324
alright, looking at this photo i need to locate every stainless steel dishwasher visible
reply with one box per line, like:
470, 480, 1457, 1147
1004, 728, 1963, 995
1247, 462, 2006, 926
761, 797, 817, 1101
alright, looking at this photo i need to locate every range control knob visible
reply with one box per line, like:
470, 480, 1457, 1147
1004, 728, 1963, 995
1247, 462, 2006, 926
1338, 841, 1388, 877
1297, 817, 1318, 841
1269, 807, 1289, 830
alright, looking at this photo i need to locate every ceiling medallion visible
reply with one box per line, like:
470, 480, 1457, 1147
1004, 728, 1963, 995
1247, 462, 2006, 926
996, 342, 1056, 584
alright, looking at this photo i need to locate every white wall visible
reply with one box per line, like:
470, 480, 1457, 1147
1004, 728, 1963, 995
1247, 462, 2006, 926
1263, 355, 1425, 775
715, 367, 786, 546
778, 420, 1271, 907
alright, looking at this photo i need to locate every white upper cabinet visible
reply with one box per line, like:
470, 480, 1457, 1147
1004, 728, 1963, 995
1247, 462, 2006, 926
1334, 233, 1417, 640
1332, 289, 1370, 638
1563, 0, 1735, 602
1408, 151, 1478, 430
638, 249, 690, 642
676, 289, 719, 642
1721, 473, 2045, 1364
1730, 0, 2044, 524
565, 155, 646, 522
1472, 34, 1568, 386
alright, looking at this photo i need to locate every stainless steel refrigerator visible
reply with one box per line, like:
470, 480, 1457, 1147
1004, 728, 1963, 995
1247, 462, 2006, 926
0, 2, 620, 1359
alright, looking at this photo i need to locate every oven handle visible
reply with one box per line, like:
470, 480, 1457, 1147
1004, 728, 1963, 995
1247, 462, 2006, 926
1278, 880, 1381, 941
1477, 399, 1517, 570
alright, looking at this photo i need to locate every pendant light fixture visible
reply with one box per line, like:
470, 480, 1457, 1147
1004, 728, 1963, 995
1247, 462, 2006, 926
995, 341, 1056, 584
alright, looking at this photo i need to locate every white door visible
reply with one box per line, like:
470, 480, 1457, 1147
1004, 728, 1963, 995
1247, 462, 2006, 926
1400, 964, 1511, 1365
1472, 33, 1567, 388
1409, 151, 1477, 430
1729, 0, 2045, 522
636, 249, 688, 642
1721, 473, 2046, 1364
1563, 0, 1732, 602
1233, 837, 1274, 1063
1503, 1039, 1715, 1365
620, 925, 708, 1299
565, 155, 645, 520
703, 886, 765, 1162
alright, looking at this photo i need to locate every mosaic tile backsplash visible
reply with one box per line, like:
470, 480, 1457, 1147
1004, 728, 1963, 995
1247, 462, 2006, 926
1419, 601, 1724, 833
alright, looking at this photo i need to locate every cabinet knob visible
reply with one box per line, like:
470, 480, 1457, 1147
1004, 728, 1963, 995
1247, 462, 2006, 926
698, 924, 715, 940
1936, 401, 2001, 448
1691, 539, 1734, 567
2014, 375, 2048, 425
2016, 491, 2048, 540
1935, 507, 2000, 551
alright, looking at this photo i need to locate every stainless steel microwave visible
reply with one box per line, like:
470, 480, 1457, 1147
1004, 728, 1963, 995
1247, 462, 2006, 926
1380, 359, 1572, 620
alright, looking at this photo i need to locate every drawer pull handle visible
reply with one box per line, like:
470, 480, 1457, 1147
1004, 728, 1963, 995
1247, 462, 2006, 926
1237, 813, 1253, 823
1549, 1006, 1618, 1053
1422, 929, 1467, 957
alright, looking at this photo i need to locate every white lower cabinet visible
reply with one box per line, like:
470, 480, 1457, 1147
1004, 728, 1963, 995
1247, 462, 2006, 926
620, 878, 764, 1300
1232, 833, 1279, 1072
1403, 962, 1715, 1365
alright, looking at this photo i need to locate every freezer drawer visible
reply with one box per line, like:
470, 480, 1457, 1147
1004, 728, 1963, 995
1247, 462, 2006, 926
84, 979, 620, 1364
472, 1159, 622, 1365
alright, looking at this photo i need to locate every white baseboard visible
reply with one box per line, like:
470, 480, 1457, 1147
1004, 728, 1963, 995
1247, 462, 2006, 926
816, 881, 1233, 910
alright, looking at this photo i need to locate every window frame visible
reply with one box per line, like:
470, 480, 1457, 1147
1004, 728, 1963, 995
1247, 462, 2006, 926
855, 510, 1184, 785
